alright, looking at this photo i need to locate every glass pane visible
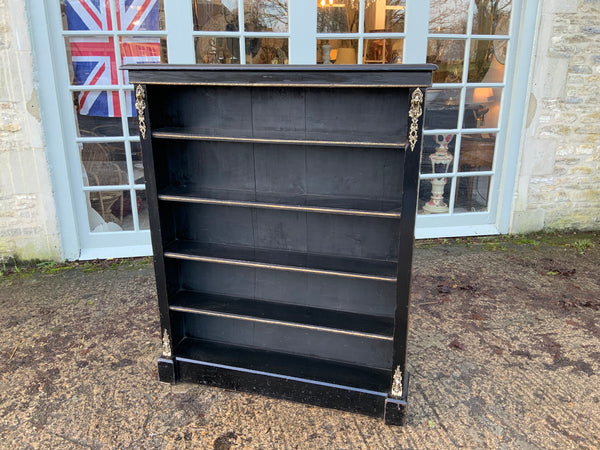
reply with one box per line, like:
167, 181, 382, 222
458, 134, 496, 172
120, 37, 167, 84
244, 0, 288, 32
136, 190, 150, 230
464, 87, 502, 128
363, 38, 403, 64
116, 0, 165, 31
193, 0, 239, 31
88, 190, 133, 231
62, 0, 113, 31
73, 91, 123, 136
421, 134, 456, 175
472, 0, 511, 35
418, 175, 452, 215
454, 175, 491, 213
317, 39, 358, 64
427, 39, 465, 83
246, 37, 289, 64
428, 0, 470, 34
81, 142, 128, 187
317, 0, 359, 33
195, 37, 241, 64
364, 0, 405, 33
131, 141, 145, 184
424, 88, 461, 130
468, 39, 506, 82
65, 37, 119, 86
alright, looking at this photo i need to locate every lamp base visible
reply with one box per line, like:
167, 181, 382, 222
422, 202, 449, 214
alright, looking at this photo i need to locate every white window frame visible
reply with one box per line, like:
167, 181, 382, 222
28, 0, 540, 259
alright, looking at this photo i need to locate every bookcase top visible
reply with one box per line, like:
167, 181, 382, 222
124, 64, 437, 88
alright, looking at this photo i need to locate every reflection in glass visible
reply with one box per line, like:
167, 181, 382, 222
364, 0, 405, 33
418, 174, 452, 215
464, 87, 502, 128
468, 39, 506, 82
73, 91, 123, 136
87, 190, 133, 231
317, 39, 358, 64
455, 175, 491, 213
428, 0, 470, 34
246, 38, 289, 64
62, 0, 113, 31
424, 89, 461, 130
427, 39, 465, 83
116, 0, 165, 31
130, 142, 145, 184
81, 142, 128, 187
472, 0, 511, 35
62, 0, 165, 31
65, 37, 120, 86
458, 134, 496, 172
136, 190, 150, 230
195, 37, 241, 64
120, 37, 167, 84
244, 0, 288, 32
193, 0, 239, 31
363, 38, 403, 64
421, 134, 456, 174
317, 0, 359, 33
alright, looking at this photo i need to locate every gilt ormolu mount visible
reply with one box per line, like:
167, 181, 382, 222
126, 64, 435, 425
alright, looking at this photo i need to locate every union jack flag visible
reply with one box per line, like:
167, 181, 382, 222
65, 0, 161, 117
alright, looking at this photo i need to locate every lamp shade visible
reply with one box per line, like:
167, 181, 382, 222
472, 87, 494, 104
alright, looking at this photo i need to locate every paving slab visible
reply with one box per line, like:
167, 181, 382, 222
0, 233, 599, 449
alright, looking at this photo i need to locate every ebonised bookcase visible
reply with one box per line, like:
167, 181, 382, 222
127, 64, 435, 425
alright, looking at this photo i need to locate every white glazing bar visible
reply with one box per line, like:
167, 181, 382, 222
165, 0, 195, 63
403, 0, 429, 63
289, 0, 317, 63
238, 0, 246, 64
357, 0, 365, 64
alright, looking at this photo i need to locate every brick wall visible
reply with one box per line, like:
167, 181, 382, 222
0, 0, 60, 261
512, 0, 600, 232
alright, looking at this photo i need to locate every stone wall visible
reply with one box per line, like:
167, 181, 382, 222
512, 0, 600, 232
0, 0, 60, 261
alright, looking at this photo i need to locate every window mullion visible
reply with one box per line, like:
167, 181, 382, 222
165, 0, 195, 63
289, 0, 316, 64
403, 0, 429, 63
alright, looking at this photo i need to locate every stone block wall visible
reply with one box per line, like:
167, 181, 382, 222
0, 0, 60, 261
512, 0, 600, 232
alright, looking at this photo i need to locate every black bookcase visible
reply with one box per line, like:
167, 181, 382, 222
127, 65, 435, 425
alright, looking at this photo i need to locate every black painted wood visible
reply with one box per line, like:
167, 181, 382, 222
134, 65, 434, 425
170, 290, 394, 338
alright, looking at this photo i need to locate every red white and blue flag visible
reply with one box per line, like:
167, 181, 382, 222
65, 0, 161, 117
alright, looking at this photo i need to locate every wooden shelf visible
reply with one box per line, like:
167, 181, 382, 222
158, 186, 402, 219
173, 338, 392, 393
152, 127, 407, 149
170, 291, 394, 340
163, 241, 398, 282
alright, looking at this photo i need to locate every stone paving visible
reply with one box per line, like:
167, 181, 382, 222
1, 233, 599, 449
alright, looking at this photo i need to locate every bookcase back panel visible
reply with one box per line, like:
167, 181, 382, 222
172, 259, 396, 316
177, 313, 393, 370
154, 140, 404, 210
149, 86, 408, 143
164, 203, 400, 261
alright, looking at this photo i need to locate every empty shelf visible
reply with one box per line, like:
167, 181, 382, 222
163, 241, 398, 282
173, 338, 392, 393
152, 127, 406, 149
158, 186, 402, 219
170, 291, 394, 340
